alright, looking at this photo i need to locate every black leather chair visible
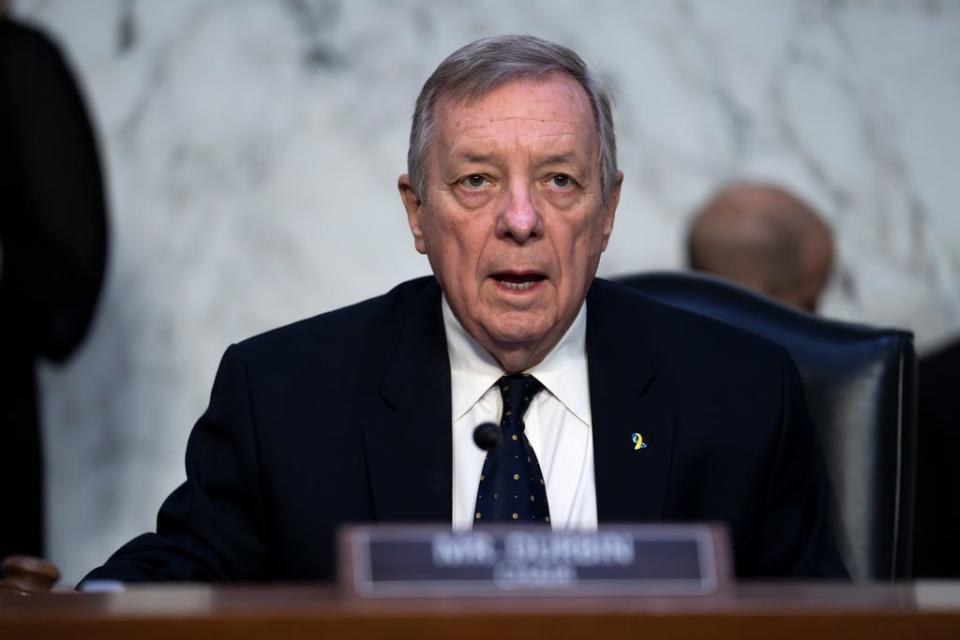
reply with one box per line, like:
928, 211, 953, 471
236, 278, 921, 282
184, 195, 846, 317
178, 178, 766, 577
616, 271, 917, 581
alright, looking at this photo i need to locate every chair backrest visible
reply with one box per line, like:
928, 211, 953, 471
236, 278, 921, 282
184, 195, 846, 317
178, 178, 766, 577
615, 271, 917, 581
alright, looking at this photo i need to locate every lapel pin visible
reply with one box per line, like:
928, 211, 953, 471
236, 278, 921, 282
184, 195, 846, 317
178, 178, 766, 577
631, 432, 648, 450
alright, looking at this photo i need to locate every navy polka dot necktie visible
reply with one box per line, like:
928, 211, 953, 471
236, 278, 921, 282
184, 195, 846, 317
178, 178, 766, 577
473, 374, 551, 525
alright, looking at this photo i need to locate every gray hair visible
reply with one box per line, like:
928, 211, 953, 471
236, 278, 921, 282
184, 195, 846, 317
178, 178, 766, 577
407, 34, 618, 205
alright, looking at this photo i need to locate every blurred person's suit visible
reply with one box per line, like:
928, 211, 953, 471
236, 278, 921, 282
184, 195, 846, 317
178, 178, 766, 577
0, 17, 108, 558
914, 338, 960, 577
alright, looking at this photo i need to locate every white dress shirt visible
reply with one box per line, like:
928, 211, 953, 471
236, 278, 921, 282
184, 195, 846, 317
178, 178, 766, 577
444, 297, 598, 531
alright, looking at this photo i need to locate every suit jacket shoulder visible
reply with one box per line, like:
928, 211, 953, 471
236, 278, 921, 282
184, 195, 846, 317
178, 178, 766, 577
83, 277, 448, 583
587, 277, 789, 375
586, 278, 843, 578
233, 275, 439, 378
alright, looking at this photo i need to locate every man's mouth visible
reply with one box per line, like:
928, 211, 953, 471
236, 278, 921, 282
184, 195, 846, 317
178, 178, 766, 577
492, 272, 546, 291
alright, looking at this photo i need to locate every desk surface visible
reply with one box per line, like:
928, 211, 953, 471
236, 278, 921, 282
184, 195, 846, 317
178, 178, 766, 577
2, 582, 959, 639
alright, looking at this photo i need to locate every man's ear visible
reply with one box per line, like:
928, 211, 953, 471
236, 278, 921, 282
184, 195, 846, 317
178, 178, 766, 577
398, 174, 427, 255
600, 171, 623, 251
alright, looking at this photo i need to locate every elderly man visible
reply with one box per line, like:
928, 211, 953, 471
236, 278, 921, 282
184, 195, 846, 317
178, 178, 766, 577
85, 35, 843, 583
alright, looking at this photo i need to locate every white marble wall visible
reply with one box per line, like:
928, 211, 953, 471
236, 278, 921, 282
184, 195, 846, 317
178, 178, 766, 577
12, 0, 960, 583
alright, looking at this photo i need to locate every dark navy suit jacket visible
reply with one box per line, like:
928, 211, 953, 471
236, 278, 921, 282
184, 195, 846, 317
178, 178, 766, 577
84, 277, 844, 583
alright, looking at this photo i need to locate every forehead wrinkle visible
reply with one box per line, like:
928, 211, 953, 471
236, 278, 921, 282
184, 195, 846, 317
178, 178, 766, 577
448, 117, 583, 142
454, 114, 583, 126
447, 131, 589, 163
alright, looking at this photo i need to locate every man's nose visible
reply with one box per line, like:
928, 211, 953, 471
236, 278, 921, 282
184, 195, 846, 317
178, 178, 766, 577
497, 183, 542, 243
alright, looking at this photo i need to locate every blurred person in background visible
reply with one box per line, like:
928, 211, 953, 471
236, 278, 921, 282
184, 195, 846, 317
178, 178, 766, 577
687, 182, 833, 313
914, 336, 960, 578
0, 7, 108, 559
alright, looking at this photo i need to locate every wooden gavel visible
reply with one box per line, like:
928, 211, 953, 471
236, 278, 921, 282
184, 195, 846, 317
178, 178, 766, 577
0, 555, 61, 594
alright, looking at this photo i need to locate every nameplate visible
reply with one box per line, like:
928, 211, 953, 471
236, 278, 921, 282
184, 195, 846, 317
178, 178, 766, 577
339, 524, 731, 598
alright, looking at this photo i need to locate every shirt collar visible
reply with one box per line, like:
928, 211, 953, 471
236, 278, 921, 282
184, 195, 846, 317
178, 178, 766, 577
443, 297, 591, 427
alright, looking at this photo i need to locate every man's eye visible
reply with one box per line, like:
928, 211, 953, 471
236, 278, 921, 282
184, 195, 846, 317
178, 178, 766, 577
550, 174, 573, 188
462, 175, 487, 188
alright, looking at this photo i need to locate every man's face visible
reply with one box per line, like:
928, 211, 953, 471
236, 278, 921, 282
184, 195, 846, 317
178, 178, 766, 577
399, 73, 621, 371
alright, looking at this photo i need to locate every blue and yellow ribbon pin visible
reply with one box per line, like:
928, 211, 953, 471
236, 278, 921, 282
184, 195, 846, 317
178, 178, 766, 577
631, 433, 648, 450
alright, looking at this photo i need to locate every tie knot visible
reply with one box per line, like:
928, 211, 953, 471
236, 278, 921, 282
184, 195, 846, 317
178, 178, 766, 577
497, 374, 543, 424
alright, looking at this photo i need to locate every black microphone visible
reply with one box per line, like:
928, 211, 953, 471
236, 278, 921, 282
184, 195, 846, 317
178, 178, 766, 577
473, 422, 502, 452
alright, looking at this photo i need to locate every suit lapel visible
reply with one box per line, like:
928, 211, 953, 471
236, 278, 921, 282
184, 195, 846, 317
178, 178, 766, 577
364, 279, 453, 523
587, 281, 676, 523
